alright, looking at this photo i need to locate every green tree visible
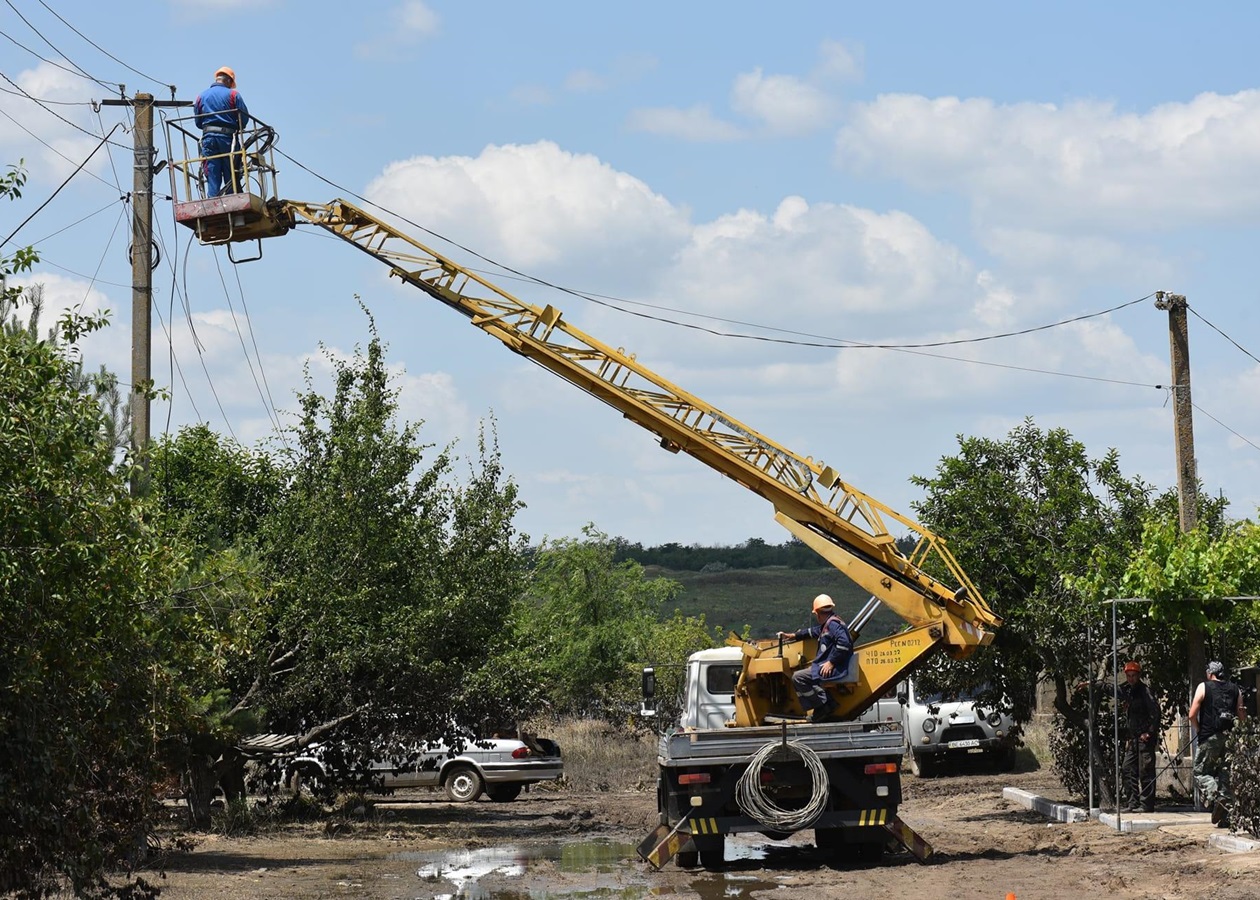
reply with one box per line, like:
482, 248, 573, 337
1, 162, 172, 897
910, 419, 1159, 799
146, 426, 282, 827
520, 525, 706, 719
247, 316, 533, 776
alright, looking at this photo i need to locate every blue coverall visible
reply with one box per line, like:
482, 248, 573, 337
790, 615, 854, 713
194, 82, 250, 198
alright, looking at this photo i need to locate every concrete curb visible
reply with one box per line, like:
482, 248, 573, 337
1002, 787, 1089, 823
1002, 788, 1260, 852
1097, 811, 1159, 832
1209, 832, 1260, 854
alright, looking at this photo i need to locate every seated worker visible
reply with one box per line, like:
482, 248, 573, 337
777, 594, 854, 721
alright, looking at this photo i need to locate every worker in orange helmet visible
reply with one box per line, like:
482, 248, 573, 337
777, 594, 853, 722
1118, 660, 1160, 812
194, 66, 250, 197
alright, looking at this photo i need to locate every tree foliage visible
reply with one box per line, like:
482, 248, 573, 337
1, 163, 170, 898
519, 525, 717, 722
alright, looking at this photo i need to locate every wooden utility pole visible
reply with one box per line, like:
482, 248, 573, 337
101, 92, 190, 493
1154, 291, 1204, 729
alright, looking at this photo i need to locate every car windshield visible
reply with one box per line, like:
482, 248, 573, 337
921, 684, 991, 705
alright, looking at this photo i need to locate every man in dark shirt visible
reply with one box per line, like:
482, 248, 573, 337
1189, 660, 1247, 827
777, 594, 853, 722
1117, 661, 1160, 812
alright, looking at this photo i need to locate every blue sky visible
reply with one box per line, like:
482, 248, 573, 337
4, 1, 1260, 548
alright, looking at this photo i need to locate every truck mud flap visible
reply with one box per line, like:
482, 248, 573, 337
883, 815, 933, 862
637, 820, 693, 869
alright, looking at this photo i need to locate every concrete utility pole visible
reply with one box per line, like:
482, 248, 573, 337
1154, 291, 1204, 746
101, 91, 190, 493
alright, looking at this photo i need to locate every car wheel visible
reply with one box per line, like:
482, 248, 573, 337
908, 751, 934, 778
486, 783, 522, 802
444, 764, 484, 802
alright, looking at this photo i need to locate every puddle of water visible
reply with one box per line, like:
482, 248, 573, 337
395, 836, 796, 899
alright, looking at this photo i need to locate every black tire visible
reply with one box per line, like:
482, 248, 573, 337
286, 764, 326, 796
444, 764, 484, 802
908, 751, 934, 778
699, 838, 725, 870
486, 783, 522, 802
675, 849, 699, 869
855, 840, 886, 865
992, 746, 1018, 772
814, 827, 844, 853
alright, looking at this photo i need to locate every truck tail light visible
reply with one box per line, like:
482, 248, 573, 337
864, 762, 898, 775
678, 772, 711, 786
511, 747, 532, 759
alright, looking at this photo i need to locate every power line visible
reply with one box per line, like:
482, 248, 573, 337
0, 105, 119, 189
0, 26, 117, 94
1186, 304, 1260, 369
274, 148, 1163, 390
0, 71, 129, 148
1, 122, 118, 247
36, 0, 173, 94
1192, 402, 1260, 454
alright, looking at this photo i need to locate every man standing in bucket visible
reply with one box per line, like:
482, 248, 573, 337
194, 66, 249, 197
777, 594, 853, 722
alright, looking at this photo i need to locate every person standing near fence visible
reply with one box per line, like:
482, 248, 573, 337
1117, 660, 1160, 812
1189, 660, 1246, 827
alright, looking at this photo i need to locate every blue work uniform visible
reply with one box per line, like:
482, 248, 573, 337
194, 82, 250, 197
790, 615, 854, 713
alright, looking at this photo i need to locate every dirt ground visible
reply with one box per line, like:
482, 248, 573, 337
139, 768, 1260, 900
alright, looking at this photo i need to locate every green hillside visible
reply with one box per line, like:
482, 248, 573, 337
646, 566, 907, 642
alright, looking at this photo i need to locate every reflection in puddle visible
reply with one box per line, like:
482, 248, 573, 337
397, 837, 786, 899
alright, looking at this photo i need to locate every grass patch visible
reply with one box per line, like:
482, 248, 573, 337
648, 566, 906, 639
538, 717, 657, 793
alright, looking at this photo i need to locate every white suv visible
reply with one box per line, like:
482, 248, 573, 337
901, 678, 1017, 777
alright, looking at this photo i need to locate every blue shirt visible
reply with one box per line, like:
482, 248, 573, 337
794, 615, 853, 669
194, 82, 249, 133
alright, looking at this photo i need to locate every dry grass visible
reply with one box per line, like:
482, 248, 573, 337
1021, 715, 1054, 767
532, 717, 657, 793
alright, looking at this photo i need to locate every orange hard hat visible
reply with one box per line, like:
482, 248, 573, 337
1123, 661, 1141, 674
214, 66, 236, 87
812, 594, 835, 613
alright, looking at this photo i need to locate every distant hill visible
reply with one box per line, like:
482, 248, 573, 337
644, 565, 907, 642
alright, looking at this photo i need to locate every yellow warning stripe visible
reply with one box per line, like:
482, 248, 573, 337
689, 817, 720, 835
857, 808, 888, 826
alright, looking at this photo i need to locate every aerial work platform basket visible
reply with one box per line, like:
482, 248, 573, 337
165, 112, 293, 260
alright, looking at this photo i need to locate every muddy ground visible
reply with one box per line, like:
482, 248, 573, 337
140, 768, 1260, 900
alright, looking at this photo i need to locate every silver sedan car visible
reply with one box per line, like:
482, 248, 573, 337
288, 733, 564, 802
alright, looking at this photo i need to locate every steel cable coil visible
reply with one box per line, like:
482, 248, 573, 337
735, 738, 830, 831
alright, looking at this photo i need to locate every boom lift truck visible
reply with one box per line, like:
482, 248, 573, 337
165, 120, 1003, 868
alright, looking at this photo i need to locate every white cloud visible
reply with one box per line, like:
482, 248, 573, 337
624, 104, 745, 142
0, 63, 112, 185
731, 68, 834, 136
509, 84, 553, 106
563, 70, 607, 93
815, 40, 864, 83
354, 0, 440, 59
835, 90, 1260, 231
366, 140, 691, 283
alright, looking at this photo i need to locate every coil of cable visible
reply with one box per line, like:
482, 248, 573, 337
735, 738, 830, 831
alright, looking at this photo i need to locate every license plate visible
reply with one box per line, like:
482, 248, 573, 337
948, 738, 980, 749
951, 715, 975, 725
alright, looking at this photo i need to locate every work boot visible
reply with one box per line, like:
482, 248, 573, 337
1211, 800, 1228, 826
810, 698, 838, 723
